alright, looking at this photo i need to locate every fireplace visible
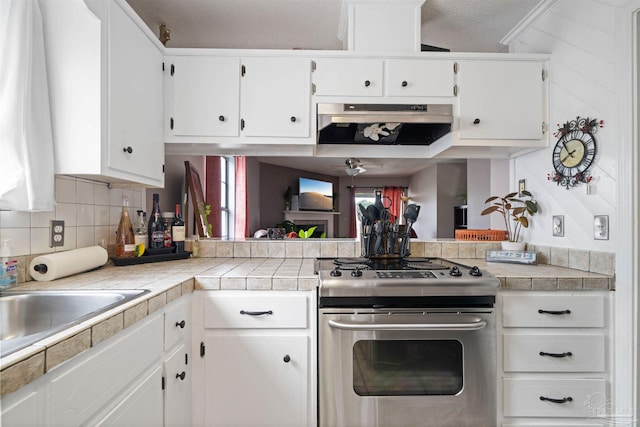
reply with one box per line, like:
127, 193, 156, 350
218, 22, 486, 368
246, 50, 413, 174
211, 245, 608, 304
283, 211, 340, 238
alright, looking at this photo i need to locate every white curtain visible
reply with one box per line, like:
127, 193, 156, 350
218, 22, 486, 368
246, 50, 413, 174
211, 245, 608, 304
0, 0, 54, 212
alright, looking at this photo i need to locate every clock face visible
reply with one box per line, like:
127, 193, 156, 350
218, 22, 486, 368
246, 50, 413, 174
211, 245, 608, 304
552, 130, 596, 178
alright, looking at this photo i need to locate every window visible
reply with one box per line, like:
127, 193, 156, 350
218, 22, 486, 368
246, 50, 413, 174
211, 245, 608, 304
220, 156, 235, 239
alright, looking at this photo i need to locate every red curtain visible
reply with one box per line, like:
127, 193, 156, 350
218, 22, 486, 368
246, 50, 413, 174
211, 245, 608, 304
205, 156, 221, 237
349, 186, 357, 238
234, 156, 248, 238
382, 186, 403, 224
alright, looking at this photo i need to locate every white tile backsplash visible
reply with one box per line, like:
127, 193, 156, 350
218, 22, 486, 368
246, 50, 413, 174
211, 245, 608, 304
0, 177, 145, 257
55, 176, 77, 203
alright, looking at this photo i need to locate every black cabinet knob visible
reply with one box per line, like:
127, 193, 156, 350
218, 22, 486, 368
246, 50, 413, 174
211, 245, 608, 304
473, 118, 481, 125
176, 371, 186, 381
175, 320, 186, 329
283, 355, 291, 363
401, 80, 408, 87
219, 115, 225, 122
123, 146, 133, 154
290, 116, 296, 123
364, 80, 371, 87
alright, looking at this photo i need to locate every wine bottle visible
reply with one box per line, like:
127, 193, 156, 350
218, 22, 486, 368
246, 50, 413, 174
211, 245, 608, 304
172, 204, 186, 253
162, 212, 174, 248
148, 193, 165, 249
134, 210, 148, 249
115, 196, 135, 258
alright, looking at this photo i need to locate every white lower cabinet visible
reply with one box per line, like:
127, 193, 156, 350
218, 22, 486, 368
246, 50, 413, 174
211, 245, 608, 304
192, 290, 316, 427
500, 291, 610, 426
0, 294, 192, 427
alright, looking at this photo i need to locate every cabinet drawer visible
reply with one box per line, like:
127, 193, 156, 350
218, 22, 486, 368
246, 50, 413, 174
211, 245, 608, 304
164, 296, 191, 350
503, 334, 605, 372
503, 378, 605, 418
203, 293, 308, 329
502, 294, 604, 327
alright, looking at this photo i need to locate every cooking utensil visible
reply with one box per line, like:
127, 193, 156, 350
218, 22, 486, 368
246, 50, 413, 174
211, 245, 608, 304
400, 204, 420, 257
374, 221, 384, 255
387, 223, 399, 254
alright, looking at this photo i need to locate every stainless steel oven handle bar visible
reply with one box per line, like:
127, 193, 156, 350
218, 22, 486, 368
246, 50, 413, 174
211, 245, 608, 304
327, 319, 487, 331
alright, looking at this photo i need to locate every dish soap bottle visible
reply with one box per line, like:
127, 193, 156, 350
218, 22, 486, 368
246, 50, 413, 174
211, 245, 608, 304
0, 240, 17, 288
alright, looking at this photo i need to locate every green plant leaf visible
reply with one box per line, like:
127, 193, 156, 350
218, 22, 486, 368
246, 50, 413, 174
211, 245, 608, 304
484, 196, 500, 203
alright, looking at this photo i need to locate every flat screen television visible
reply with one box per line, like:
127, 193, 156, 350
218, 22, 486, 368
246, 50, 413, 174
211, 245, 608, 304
298, 177, 333, 211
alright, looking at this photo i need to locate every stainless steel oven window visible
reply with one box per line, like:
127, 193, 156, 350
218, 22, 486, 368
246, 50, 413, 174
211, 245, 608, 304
352, 339, 463, 396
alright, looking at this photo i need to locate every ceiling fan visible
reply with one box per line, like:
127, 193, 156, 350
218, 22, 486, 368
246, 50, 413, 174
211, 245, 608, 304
344, 158, 366, 176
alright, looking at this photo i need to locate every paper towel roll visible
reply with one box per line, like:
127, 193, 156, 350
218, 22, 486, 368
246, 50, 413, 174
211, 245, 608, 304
30, 246, 109, 282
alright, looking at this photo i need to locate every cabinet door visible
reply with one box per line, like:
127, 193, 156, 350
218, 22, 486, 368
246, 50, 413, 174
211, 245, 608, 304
386, 59, 455, 97
1, 391, 42, 426
94, 366, 163, 427
164, 295, 191, 351
169, 56, 241, 137
164, 345, 191, 427
108, 1, 164, 183
204, 335, 308, 427
458, 60, 543, 140
240, 57, 311, 138
313, 58, 383, 96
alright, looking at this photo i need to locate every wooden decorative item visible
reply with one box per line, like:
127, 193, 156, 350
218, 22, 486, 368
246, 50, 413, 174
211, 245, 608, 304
184, 161, 210, 238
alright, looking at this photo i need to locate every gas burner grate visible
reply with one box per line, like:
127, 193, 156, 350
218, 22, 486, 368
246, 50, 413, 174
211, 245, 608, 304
331, 257, 453, 271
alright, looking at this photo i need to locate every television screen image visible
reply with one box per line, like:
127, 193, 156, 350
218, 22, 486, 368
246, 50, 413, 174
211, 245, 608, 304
299, 177, 333, 211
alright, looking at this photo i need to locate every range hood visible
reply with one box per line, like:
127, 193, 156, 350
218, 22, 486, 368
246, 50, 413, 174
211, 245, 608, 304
317, 103, 453, 146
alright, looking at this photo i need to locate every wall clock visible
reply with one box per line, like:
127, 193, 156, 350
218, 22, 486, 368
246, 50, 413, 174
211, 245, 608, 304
549, 116, 602, 190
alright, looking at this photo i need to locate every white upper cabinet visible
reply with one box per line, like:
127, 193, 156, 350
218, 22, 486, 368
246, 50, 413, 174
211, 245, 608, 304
313, 58, 455, 98
165, 55, 312, 144
457, 60, 544, 140
240, 57, 311, 138
41, 0, 164, 187
313, 58, 384, 96
167, 56, 240, 138
385, 59, 455, 97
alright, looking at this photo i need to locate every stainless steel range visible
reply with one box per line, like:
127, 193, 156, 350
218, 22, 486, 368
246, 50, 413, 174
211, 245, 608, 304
316, 257, 499, 427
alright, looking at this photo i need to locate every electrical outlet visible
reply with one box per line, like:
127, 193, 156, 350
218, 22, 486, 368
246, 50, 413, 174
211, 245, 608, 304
594, 215, 609, 240
50, 220, 65, 247
552, 215, 564, 237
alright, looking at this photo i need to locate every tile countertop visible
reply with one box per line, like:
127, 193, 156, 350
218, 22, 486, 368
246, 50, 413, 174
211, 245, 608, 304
0, 255, 613, 397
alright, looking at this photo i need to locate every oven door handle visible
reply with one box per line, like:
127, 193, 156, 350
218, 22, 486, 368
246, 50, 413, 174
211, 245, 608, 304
327, 318, 487, 331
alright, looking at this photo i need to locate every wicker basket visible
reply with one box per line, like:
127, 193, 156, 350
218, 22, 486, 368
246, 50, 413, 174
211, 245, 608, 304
455, 229, 507, 241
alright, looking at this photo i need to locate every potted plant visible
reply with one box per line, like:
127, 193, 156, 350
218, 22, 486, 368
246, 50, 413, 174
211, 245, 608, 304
481, 190, 539, 250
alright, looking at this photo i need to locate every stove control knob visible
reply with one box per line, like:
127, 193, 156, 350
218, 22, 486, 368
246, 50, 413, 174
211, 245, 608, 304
449, 266, 462, 277
330, 268, 342, 277
469, 266, 483, 277
351, 268, 363, 278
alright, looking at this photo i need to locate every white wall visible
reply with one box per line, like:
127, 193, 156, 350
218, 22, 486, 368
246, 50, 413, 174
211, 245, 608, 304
408, 162, 466, 239
507, 0, 616, 252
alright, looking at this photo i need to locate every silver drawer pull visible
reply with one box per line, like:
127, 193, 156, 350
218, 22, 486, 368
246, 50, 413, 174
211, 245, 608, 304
327, 319, 486, 331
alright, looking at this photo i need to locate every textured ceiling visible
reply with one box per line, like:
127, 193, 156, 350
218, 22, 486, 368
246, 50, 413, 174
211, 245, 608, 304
126, 0, 541, 52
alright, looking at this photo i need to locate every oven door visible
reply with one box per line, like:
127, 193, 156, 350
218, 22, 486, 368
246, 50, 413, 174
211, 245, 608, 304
319, 309, 496, 427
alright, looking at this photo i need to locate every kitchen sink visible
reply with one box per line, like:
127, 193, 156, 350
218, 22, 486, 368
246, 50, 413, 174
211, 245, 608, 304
0, 289, 150, 358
